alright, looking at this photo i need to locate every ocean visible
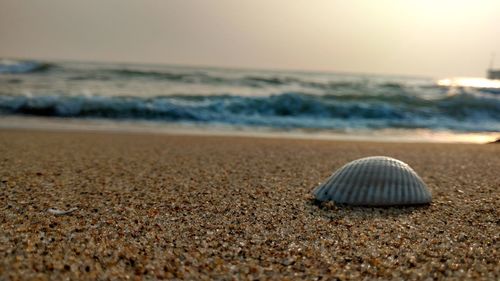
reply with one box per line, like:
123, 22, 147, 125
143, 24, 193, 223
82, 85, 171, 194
0, 59, 499, 139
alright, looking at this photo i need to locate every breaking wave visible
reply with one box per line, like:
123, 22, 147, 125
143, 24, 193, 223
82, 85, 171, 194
0, 59, 52, 74
0, 92, 498, 132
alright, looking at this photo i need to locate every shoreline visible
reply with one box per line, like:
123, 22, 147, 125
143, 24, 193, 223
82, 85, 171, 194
0, 115, 498, 144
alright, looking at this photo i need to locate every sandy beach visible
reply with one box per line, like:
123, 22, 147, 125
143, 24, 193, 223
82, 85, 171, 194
0, 129, 498, 280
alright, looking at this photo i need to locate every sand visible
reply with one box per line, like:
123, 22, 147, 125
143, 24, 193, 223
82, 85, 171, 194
0, 129, 498, 280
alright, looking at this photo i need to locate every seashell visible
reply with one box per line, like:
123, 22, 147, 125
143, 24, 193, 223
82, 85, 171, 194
313, 156, 431, 206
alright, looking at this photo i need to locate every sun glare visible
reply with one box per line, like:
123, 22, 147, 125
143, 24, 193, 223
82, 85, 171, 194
437, 77, 500, 89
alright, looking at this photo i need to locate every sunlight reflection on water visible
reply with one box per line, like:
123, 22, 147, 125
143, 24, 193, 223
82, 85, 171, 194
437, 77, 500, 89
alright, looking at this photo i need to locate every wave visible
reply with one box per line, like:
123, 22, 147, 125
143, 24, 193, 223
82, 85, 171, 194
0, 59, 52, 74
4, 60, 500, 96
0, 60, 453, 92
69, 66, 464, 94
0, 92, 498, 132
100, 68, 297, 87
66, 67, 436, 93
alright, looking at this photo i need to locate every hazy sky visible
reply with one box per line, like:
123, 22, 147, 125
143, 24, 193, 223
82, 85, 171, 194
1, 0, 499, 77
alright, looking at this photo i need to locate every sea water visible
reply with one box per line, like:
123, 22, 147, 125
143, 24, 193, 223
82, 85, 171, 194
0, 59, 499, 139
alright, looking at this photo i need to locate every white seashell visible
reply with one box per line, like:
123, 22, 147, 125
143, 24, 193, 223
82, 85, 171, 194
313, 156, 431, 206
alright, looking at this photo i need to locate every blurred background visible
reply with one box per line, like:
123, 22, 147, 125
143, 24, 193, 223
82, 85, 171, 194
1, 0, 499, 142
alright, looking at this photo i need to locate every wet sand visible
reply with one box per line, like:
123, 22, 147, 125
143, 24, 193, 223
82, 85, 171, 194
0, 129, 498, 280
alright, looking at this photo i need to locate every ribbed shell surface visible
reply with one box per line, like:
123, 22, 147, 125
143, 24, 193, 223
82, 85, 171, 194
313, 156, 431, 206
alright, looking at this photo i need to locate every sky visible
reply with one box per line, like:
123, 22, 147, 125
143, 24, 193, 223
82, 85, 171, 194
1, 0, 499, 78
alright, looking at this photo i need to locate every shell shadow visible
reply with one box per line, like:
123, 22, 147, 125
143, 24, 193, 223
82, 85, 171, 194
306, 198, 431, 221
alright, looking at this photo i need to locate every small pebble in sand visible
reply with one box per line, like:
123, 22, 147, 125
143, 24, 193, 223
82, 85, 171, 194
47, 207, 78, 215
